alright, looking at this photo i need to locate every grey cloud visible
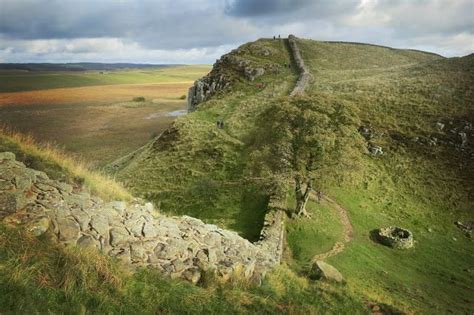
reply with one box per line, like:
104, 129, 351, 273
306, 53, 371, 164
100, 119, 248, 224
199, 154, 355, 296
224, 0, 359, 19
0, 0, 248, 49
0, 0, 472, 63
367, 0, 474, 37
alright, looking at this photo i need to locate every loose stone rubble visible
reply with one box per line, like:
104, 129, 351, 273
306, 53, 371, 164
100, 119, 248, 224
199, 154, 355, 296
0, 152, 279, 284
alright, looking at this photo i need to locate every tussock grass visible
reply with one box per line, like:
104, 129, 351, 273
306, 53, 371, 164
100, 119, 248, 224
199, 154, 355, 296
0, 126, 132, 201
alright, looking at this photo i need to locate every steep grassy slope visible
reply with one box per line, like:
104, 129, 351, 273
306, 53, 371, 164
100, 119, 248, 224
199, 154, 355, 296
110, 39, 296, 240
110, 38, 473, 313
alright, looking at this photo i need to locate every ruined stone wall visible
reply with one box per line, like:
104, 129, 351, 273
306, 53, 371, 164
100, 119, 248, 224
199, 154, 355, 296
288, 34, 312, 97
0, 152, 276, 284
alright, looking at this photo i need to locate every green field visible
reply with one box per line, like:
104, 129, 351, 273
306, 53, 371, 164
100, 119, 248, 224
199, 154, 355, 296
0, 65, 210, 167
0, 65, 211, 92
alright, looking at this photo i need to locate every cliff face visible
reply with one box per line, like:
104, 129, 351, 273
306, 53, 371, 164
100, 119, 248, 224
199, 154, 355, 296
187, 41, 283, 112
0, 152, 278, 284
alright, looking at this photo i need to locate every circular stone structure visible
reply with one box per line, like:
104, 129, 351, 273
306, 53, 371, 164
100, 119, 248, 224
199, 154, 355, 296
376, 226, 414, 249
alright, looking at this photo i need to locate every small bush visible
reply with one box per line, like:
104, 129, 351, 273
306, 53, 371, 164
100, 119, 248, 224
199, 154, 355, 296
179, 94, 187, 100
132, 96, 146, 102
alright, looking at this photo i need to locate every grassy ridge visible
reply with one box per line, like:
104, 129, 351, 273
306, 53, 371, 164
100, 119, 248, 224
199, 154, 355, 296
0, 65, 211, 92
111, 38, 473, 313
112, 38, 296, 240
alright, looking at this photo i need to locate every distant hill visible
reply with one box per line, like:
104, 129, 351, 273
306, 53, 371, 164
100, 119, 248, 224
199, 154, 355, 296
0, 62, 180, 72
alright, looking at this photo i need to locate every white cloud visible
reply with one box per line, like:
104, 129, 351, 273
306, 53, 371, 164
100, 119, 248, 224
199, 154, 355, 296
0, 0, 472, 63
0, 36, 235, 63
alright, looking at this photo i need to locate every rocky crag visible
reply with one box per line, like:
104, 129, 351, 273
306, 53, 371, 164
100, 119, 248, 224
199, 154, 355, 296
187, 41, 282, 112
0, 152, 278, 284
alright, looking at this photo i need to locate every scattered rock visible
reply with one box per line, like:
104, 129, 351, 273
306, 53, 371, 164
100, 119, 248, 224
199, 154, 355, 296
455, 220, 473, 238
436, 122, 445, 131
244, 67, 265, 81
369, 143, 384, 156
358, 126, 374, 140
309, 260, 344, 283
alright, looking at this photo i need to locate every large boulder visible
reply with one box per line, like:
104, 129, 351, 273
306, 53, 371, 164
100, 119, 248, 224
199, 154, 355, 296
309, 261, 344, 283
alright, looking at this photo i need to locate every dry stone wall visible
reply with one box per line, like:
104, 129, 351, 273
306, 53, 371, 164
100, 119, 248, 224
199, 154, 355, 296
0, 152, 277, 284
288, 35, 312, 96
255, 195, 286, 262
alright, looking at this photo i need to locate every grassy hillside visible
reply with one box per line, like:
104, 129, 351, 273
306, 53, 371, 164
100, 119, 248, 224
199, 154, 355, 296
109, 38, 473, 313
0, 65, 210, 92
110, 38, 296, 240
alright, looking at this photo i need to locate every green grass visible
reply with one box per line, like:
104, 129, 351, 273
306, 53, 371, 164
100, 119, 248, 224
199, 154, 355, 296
1, 37, 472, 313
112, 38, 473, 313
111, 39, 296, 240
0, 225, 369, 314
282, 39, 473, 313
286, 194, 344, 267
0, 65, 211, 92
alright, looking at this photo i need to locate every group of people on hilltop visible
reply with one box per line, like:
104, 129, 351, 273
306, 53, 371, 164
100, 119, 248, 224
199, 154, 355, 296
273, 35, 281, 40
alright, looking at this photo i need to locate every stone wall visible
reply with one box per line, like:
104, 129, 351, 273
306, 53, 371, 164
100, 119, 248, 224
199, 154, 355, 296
288, 34, 312, 97
0, 152, 277, 284
255, 194, 286, 263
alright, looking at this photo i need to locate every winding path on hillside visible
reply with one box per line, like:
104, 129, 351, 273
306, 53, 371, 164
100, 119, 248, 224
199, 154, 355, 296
286, 35, 354, 261
311, 195, 354, 261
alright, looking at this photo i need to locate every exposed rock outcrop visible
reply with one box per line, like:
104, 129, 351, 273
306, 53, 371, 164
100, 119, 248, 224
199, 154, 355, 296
288, 35, 312, 97
187, 43, 275, 112
0, 152, 278, 284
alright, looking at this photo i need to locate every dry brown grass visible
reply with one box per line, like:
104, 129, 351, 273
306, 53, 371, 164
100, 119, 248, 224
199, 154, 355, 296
0, 82, 192, 106
0, 126, 133, 201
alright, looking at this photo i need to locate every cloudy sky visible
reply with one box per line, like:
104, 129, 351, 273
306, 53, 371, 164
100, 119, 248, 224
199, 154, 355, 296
0, 0, 473, 64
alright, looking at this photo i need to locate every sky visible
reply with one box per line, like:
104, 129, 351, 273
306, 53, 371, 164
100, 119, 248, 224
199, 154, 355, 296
0, 0, 473, 64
